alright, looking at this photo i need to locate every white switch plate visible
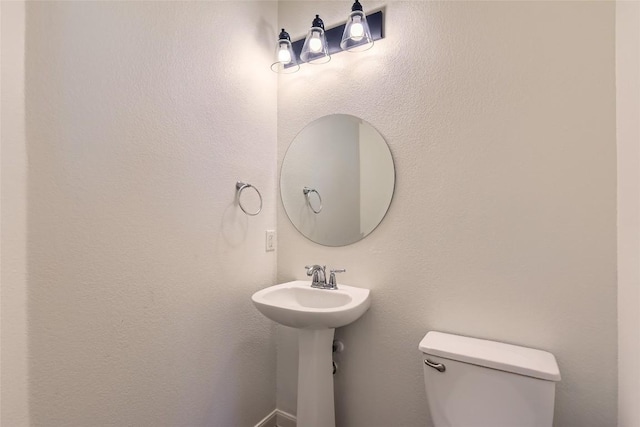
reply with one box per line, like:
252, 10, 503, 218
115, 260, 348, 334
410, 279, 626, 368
265, 230, 276, 252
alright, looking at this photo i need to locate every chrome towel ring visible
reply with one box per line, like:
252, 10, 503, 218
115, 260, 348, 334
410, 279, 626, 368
236, 181, 262, 216
303, 187, 322, 214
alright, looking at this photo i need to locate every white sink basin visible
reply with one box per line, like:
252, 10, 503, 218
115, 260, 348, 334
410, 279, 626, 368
251, 280, 371, 329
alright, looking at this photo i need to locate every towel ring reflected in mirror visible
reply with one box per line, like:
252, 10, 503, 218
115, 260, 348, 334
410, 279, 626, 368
303, 187, 322, 214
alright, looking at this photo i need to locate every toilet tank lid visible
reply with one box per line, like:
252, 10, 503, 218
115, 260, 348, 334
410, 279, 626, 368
418, 331, 561, 382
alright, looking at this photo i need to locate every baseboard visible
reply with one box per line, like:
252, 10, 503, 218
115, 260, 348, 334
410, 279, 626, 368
254, 409, 296, 427
254, 409, 278, 427
276, 410, 296, 427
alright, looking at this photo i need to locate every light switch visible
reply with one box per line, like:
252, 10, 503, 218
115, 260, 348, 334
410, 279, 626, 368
266, 230, 276, 252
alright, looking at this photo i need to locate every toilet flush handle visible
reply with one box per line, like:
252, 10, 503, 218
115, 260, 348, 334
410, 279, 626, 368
424, 359, 446, 373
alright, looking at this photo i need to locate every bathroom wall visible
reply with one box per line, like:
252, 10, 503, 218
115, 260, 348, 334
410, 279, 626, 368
616, 1, 640, 426
1, 1, 30, 425
25, 2, 278, 425
277, 2, 617, 426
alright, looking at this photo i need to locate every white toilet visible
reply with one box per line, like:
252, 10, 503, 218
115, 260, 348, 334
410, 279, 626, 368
419, 331, 561, 427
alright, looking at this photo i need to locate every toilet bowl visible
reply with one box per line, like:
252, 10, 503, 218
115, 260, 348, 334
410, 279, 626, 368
419, 331, 561, 427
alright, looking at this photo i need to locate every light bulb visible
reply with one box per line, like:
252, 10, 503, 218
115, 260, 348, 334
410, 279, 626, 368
278, 46, 291, 63
309, 35, 322, 53
350, 21, 364, 40
271, 29, 299, 73
340, 2, 374, 52
300, 15, 330, 64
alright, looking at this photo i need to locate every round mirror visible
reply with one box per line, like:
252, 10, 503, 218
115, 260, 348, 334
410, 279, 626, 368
280, 114, 395, 246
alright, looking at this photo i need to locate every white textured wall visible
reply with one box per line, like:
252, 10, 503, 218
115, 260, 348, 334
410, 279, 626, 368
616, 1, 640, 426
1, 1, 29, 426
277, 2, 617, 426
25, 2, 278, 425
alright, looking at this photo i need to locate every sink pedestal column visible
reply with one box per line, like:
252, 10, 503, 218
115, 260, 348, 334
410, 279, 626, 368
297, 328, 336, 427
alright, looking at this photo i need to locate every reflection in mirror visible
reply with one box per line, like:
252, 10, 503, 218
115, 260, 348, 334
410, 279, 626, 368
303, 187, 323, 214
280, 114, 395, 246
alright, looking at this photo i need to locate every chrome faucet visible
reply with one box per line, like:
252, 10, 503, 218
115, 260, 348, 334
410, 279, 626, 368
306, 265, 326, 288
305, 265, 345, 290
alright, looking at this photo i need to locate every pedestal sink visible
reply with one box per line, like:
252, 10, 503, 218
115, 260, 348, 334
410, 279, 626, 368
252, 280, 371, 427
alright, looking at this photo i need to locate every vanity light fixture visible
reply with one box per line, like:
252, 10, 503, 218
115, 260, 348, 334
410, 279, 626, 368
340, 0, 374, 52
271, 28, 300, 73
299, 15, 331, 64
273, 2, 384, 73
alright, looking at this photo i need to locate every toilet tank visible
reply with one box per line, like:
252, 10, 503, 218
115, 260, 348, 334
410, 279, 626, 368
419, 331, 561, 427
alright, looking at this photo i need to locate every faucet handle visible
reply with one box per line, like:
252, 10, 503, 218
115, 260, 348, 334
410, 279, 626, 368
327, 269, 346, 289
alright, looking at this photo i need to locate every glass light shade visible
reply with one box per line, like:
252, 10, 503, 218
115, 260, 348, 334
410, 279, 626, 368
300, 16, 330, 64
340, 10, 373, 52
271, 29, 299, 74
